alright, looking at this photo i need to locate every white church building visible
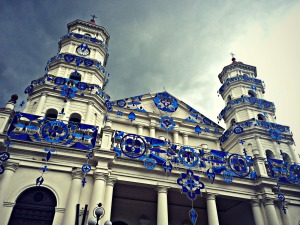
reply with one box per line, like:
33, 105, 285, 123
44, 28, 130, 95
0, 18, 299, 225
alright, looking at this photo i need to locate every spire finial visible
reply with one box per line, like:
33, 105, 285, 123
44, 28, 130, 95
231, 52, 236, 62
90, 15, 98, 24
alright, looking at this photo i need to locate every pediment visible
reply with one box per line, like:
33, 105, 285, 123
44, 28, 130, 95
107, 91, 223, 130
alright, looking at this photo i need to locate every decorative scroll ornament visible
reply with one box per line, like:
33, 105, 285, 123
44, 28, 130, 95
153, 92, 178, 112
178, 146, 199, 168
228, 154, 250, 177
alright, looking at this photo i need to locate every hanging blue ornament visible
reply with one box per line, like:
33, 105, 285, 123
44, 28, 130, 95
153, 92, 178, 112
189, 208, 198, 225
24, 85, 33, 94
206, 169, 216, 184
269, 129, 282, 140
82, 177, 87, 187
46, 151, 52, 161
82, 164, 92, 174
194, 125, 202, 135
40, 166, 48, 173
0, 152, 10, 162
159, 116, 175, 132
0, 165, 5, 174
163, 161, 173, 176
117, 99, 126, 108
222, 170, 233, 183
36, 176, 44, 186
228, 154, 250, 177
250, 171, 257, 180
278, 193, 285, 202
233, 126, 244, 134
178, 146, 199, 168
144, 157, 156, 170
177, 169, 205, 201
120, 134, 147, 158
128, 112, 136, 121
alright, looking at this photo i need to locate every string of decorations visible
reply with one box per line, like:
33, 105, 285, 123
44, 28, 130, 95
59, 32, 109, 52
218, 74, 264, 95
0, 139, 13, 175
112, 130, 256, 225
220, 118, 292, 145
218, 96, 275, 121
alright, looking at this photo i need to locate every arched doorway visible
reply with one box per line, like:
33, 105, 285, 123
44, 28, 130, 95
8, 186, 57, 225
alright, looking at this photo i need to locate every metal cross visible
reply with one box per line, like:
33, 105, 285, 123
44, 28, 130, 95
90, 15, 98, 20
231, 52, 235, 58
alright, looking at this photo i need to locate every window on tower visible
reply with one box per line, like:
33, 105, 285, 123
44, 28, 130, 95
230, 118, 236, 126
248, 90, 257, 98
257, 114, 266, 121
70, 71, 82, 81
227, 95, 232, 102
45, 108, 58, 120
69, 113, 81, 123
265, 149, 275, 158
282, 153, 291, 163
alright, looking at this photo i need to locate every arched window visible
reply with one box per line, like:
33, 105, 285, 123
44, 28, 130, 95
266, 149, 275, 159
282, 153, 291, 162
69, 113, 81, 123
70, 71, 82, 81
257, 114, 265, 121
8, 187, 57, 225
45, 108, 58, 119
248, 90, 257, 98
230, 118, 236, 126
227, 95, 232, 102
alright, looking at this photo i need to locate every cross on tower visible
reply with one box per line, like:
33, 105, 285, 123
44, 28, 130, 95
231, 52, 235, 58
90, 15, 98, 20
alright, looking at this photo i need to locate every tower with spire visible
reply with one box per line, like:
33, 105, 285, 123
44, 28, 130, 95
23, 17, 110, 127
217, 56, 299, 164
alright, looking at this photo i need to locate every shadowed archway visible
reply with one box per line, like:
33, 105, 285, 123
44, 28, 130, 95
8, 186, 57, 225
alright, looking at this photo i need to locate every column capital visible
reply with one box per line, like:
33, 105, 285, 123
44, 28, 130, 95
262, 196, 276, 206
106, 177, 117, 187
87, 101, 94, 106
251, 198, 261, 207
93, 171, 108, 181
137, 124, 143, 128
3, 162, 19, 172
156, 185, 169, 194
41, 92, 48, 97
72, 167, 83, 180
206, 193, 218, 200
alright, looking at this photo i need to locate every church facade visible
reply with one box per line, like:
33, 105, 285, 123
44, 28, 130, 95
0, 18, 299, 225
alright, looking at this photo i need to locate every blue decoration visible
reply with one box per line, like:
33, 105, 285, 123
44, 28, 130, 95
233, 126, 244, 134
289, 164, 300, 183
61, 85, 77, 98
0, 152, 10, 162
0, 165, 4, 174
128, 112, 136, 121
24, 85, 33, 94
84, 59, 94, 67
105, 100, 113, 112
153, 92, 178, 112
82, 177, 87, 187
177, 169, 205, 201
178, 146, 199, 168
117, 99, 126, 108
228, 154, 250, 177
206, 169, 216, 184
41, 121, 69, 143
36, 176, 44, 186
144, 158, 156, 170
269, 129, 282, 140
159, 116, 175, 132
189, 208, 198, 225
163, 161, 173, 176
278, 193, 285, 202
222, 170, 233, 183
64, 54, 75, 62
120, 134, 147, 158
82, 164, 92, 174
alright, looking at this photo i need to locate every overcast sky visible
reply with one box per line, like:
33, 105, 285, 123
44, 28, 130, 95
1, 0, 300, 150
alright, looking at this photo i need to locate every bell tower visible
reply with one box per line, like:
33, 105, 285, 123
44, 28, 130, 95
217, 56, 299, 164
23, 17, 110, 127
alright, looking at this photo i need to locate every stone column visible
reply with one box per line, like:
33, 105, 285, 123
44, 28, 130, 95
183, 133, 188, 146
173, 130, 179, 144
150, 126, 155, 138
52, 208, 65, 225
36, 93, 47, 115
263, 197, 280, 225
87, 172, 108, 221
255, 135, 265, 158
61, 168, 83, 225
272, 141, 281, 158
206, 194, 220, 225
157, 186, 169, 225
0, 162, 19, 212
137, 125, 143, 135
85, 101, 93, 124
1, 202, 15, 225
101, 177, 117, 224
288, 142, 300, 163
251, 199, 264, 225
